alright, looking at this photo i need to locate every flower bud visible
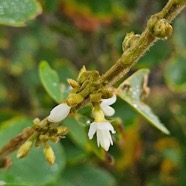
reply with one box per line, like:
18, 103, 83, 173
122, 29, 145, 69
17, 140, 33, 159
77, 66, 87, 80
122, 32, 140, 50
89, 71, 100, 82
49, 136, 59, 143
57, 126, 69, 135
89, 93, 102, 102
78, 71, 90, 84
101, 90, 114, 99
66, 93, 84, 106
48, 103, 71, 123
67, 79, 79, 88
43, 143, 55, 165
148, 16, 172, 39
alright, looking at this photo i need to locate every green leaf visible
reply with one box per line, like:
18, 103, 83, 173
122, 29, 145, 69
164, 55, 186, 92
39, 61, 64, 103
63, 117, 88, 149
56, 165, 116, 186
63, 139, 87, 164
113, 98, 137, 128
116, 69, 170, 134
174, 15, 186, 50
0, 117, 66, 186
0, 0, 42, 27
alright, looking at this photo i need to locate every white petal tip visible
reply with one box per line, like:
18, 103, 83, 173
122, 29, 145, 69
101, 94, 117, 106
48, 103, 71, 123
101, 106, 115, 117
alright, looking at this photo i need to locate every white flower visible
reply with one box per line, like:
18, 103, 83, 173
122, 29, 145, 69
48, 103, 71, 122
88, 121, 116, 151
100, 94, 117, 116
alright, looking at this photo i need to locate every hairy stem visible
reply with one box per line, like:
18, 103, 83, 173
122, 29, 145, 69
101, 0, 186, 86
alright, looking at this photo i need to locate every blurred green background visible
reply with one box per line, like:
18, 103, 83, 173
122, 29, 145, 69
0, 0, 186, 185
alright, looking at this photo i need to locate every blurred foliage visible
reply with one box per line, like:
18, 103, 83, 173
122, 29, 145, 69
0, 0, 42, 26
0, 0, 186, 186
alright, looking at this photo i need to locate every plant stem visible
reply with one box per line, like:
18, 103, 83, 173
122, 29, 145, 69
0, 128, 34, 158
101, 0, 186, 86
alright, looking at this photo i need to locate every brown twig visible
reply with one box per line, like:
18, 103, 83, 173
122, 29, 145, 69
0, 128, 34, 158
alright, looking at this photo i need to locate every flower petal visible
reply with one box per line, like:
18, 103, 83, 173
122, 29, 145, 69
88, 122, 97, 139
100, 122, 116, 134
97, 130, 112, 151
48, 103, 71, 122
101, 94, 117, 106
105, 124, 116, 134
88, 121, 115, 151
101, 105, 115, 116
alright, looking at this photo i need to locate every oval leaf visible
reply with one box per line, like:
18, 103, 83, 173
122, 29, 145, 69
63, 117, 88, 149
57, 165, 116, 186
116, 69, 170, 134
39, 61, 64, 103
0, 0, 42, 26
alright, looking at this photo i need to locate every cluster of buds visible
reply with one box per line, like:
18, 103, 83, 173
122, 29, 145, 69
48, 94, 117, 152
17, 118, 68, 165
17, 67, 117, 165
47, 66, 117, 152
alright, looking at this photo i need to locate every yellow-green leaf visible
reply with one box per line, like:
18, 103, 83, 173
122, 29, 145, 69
116, 69, 170, 134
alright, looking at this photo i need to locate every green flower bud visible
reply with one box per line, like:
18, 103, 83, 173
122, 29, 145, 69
77, 66, 87, 80
89, 93, 102, 102
101, 90, 114, 99
67, 93, 84, 106
57, 126, 69, 135
78, 71, 90, 84
148, 16, 173, 39
39, 134, 49, 142
49, 136, 59, 143
122, 32, 140, 51
89, 71, 100, 82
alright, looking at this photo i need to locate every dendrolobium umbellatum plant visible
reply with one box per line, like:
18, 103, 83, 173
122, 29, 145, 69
0, 0, 185, 167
